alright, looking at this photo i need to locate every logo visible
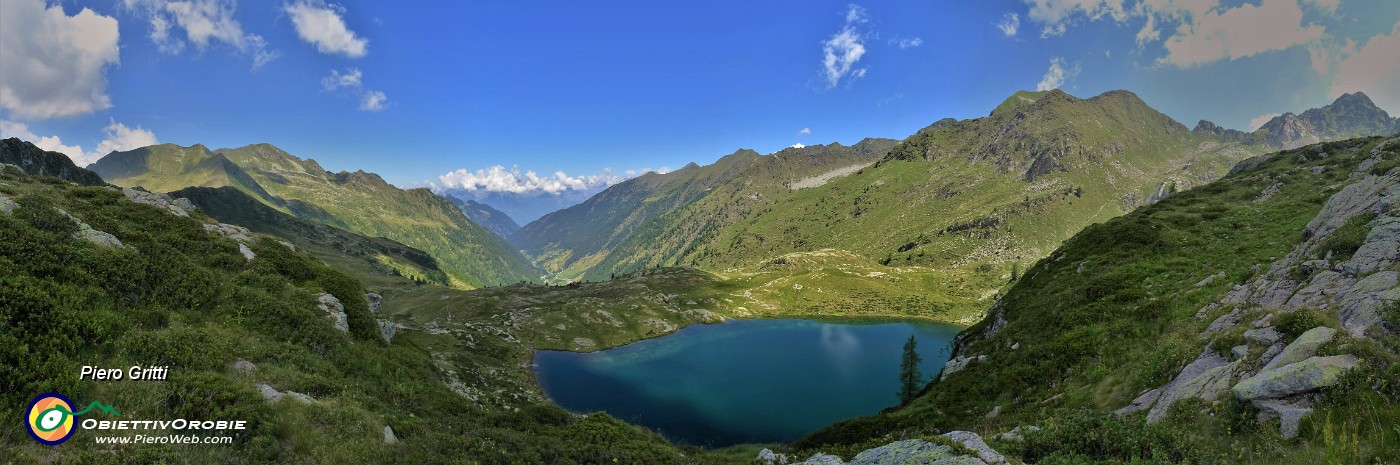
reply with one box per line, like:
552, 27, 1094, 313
25, 392, 120, 446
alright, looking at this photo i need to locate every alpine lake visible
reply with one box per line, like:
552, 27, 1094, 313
533, 318, 962, 447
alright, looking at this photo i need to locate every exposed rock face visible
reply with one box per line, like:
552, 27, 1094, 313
204, 223, 254, 243
58, 208, 127, 249
1114, 388, 1161, 416
366, 293, 383, 313
942, 431, 1006, 464
238, 243, 256, 261
256, 383, 314, 404
230, 359, 257, 376
378, 319, 399, 343
0, 137, 106, 185
1147, 350, 1236, 423
123, 187, 196, 217
766, 433, 1007, 464
941, 355, 986, 380
1261, 326, 1336, 371
0, 193, 15, 214
1254, 398, 1313, 439
316, 293, 350, 333
383, 425, 398, 444
757, 448, 788, 465
1260, 113, 1322, 150
1233, 355, 1359, 400
994, 425, 1041, 443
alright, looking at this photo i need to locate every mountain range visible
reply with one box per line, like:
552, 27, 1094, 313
88, 143, 537, 288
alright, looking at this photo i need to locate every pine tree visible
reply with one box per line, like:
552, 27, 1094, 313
898, 335, 922, 405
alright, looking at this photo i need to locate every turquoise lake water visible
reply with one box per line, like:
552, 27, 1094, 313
532, 318, 962, 447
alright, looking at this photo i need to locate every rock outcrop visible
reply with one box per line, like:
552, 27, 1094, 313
366, 293, 383, 313
123, 187, 197, 217
769, 432, 1007, 465
316, 293, 350, 333
1233, 355, 1358, 400
0, 193, 15, 214
58, 208, 127, 249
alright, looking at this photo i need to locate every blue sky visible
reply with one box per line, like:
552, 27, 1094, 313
2, 0, 1398, 198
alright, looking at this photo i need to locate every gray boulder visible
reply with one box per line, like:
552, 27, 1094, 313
366, 293, 383, 313
848, 439, 962, 465
1234, 355, 1359, 400
1261, 326, 1336, 371
793, 453, 843, 465
58, 208, 127, 249
994, 425, 1042, 443
0, 193, 14, 214
1243, 327, 1281, 345
941, 431, 1006, 464
1114, 388, 1161, 416
316, 293, 350, 333
757, 448, 788, 465
1147, 350, 1235, 423
230, 359, 257, 376
378, 319, 399, 343
1253, 398, 1313, 439
204, 223, 254, 243
383, 425, 399, 444
238, 243, 256, 261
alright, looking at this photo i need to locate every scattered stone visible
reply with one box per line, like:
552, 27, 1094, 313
316, 293, 350, 333
203, 223, 254, 243
1195, 272, 1225, 287
1010, 342, 1020, 350
942, 431, 1007, 464
255, 383, 283, 402
995, 425, 1041, 443
238, 243, 256, 261
365, 293, 383, 313
383, 425, 399, 444
985, 405, 1001, 418
848, 439, 961, 465
571, 338, 595, 349
1262, 326, 1336, 371
756, 448, 787, 465
1231, 345, 1250, 360
1252, 314, 1275, 328
1243, 327, 1281, 346
1259, 343, 1286, 366
1148, 350, 1235, 423
1202, 307, 1243, 335
1253, 398, 1313, 439
0, 193, 14, 214
285, 391, 315, 404
1234, 355, 1359, 400
941, 355, 986, 380
1115, 388, 1162, 416
793, 453, 842, 465
378, 319, 399, 343
230, 359, 257, 376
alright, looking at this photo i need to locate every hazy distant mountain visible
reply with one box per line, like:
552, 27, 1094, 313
89, 142, 538, 288
444, 195, 521, 238
1193, 91, 1400, 150
440, 187, 605, 225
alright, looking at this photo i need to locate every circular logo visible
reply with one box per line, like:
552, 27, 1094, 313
26, 393, 76, 446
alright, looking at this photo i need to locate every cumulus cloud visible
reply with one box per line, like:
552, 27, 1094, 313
1159, 0, 1323, 68
359, 90, 388, 112
790, 143, 807, 149
437, 166, 627, 195
321, 67, 388, 112
0, 119, 158, 167
1249, 112, 1282, 131
0, 0, 120, 119
1329, 20, 1400, 115
283, 0, 368, 58
821, 4, 869, 89
799, 127, 812, 135
1025, 0, 1128, 37
1036, 57, 1080, 91
997, 13, 1021, 37
123, 0, 279, 70
890, 37, 923, 49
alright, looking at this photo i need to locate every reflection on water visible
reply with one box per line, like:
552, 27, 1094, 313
533, 318, 962, 447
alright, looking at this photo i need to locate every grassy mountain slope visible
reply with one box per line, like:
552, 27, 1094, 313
801, 136, 1400, 464
581, 138, 899, 281
510, 148, 767, 281
89, 143, 537, 288
446, 195, 521, 239
173, 186, 452, 288
0, 157, 740, 464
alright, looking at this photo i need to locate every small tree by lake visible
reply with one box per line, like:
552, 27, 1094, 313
898, 335, 922, 405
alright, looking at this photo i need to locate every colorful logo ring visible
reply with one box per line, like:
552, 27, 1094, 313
26, 392, 77, 446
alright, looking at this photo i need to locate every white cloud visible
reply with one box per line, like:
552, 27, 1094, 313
799, 127, 811, 135
821, 4, 869, 89
359, 90, 388, 112
0, 119, 158, 167
437, 166, 627, 195
1025, 0, 1128, 37
1159, 0, 1324, 68
321, 67, 363, 90
1249, 112, 1281, 130
123, 0, 279, 70
891, 37, 923, 49
1329, 20, 1400, 115
283, 0, 368, 58
790, 143, 807, 149
1036, 57, 1081, 91
320, 67, 387, 112
997, 13, 1021, 37
0, 0, 120, 119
